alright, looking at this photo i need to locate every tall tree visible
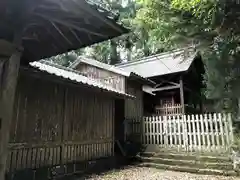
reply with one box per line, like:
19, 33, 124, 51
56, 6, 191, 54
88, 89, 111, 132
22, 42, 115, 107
46, 49, 84, 67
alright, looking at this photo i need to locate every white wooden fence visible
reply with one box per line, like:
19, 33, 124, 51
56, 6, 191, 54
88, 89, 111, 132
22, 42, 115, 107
142, 113, 234, 153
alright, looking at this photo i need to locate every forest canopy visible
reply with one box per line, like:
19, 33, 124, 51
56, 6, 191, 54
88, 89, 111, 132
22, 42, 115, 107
48, 0, 240, 113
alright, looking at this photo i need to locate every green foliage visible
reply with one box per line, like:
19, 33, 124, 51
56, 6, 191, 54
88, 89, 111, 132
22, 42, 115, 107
233, 133, 240, 151
87, 41, 111, 64
46, 49, 84, 67
85, 0, 174, 63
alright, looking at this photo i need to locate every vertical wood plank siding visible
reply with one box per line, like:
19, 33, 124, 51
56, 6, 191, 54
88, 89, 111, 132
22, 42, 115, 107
76, 64, 125, 92
125, 80, 143, 142
7, 72, 115, 172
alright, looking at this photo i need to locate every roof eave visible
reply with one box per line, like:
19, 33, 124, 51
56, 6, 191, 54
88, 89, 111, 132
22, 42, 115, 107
129, 72, 156, 86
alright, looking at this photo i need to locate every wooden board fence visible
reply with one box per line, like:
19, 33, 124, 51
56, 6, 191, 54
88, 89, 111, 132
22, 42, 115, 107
142, 113, 234, 153
6, 140, 113, 173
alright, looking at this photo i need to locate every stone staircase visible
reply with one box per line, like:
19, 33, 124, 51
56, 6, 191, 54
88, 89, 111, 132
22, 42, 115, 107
137, 151, 238, 176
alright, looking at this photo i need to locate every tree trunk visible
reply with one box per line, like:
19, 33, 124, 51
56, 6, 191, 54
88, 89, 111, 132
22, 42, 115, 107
109, 40, 119, 65
126, 47, 132, 62
0, 39, 22, 180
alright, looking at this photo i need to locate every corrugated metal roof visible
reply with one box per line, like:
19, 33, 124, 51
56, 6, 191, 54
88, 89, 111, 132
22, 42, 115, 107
30, 61, 134, 98
116, 48, 197, 78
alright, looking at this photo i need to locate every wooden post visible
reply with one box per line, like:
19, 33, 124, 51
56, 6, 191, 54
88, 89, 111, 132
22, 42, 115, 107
179, 76, 185, 114
60, 88, 69, 165
183, 115, 188, 151
0, 39, 22, 180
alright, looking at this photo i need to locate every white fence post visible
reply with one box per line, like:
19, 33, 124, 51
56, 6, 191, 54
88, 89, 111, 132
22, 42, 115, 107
200, 114, 205, 150
159, 116, 163, 147
149, 116, 153, 144
169, 116, 173, 147
223, 113, 229, 151
191, 115, 196, 151
177, 116, 181, 151
163, 116, 168, 149
152, 116, 155, 144
213, 113, 220, 152
156, 116, 159, 145
183, 115, 188, 151
187, 115, 192, 152
209, 113, 215, 151
204, 114, 211, 151
173, 116, 177, 150
218, 113, 224, 151
228, 113, 234, 149
196, 114, 201, 151
146, 117, 149, 144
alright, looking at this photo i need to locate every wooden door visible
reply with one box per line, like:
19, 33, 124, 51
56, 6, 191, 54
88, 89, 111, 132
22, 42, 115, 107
114, 99, 125, 155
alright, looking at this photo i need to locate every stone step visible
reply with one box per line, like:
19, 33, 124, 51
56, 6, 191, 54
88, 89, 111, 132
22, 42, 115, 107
138, 162, 238, 176
140, 152, 232, 163
141, 156, 233, 171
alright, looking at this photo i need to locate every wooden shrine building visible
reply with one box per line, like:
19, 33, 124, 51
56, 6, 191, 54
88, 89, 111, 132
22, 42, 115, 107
0, 1, 128, 179
116, 48, 205, 116
6, 61, 134, 179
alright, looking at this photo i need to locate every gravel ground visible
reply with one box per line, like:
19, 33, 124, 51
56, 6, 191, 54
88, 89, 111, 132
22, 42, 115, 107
84, 167, 240, 180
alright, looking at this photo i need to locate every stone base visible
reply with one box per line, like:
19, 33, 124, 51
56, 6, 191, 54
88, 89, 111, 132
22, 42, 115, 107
144, 144, 161, 153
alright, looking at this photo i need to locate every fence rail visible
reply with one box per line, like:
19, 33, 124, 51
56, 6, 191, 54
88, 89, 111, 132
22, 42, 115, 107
6, 139, 114, 173
142, 113, 234, 153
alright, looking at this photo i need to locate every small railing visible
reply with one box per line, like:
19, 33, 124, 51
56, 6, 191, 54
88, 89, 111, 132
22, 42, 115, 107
155, 104, 183, 116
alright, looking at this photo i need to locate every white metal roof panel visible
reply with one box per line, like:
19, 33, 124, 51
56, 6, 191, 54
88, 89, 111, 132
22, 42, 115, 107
116, 48, 197, 78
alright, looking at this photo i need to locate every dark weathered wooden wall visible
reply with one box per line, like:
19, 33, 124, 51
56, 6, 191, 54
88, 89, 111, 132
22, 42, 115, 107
125, 80, 143, 142
7, 70, 115, 173
62, 86, 114, 165
125, 80, 143, 120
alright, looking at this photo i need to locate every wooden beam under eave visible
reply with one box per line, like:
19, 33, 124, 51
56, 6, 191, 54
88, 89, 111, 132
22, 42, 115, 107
180, 76, 185, 114
69, 28, 82, 44
152, 85, 180, 92
50, 21, 73, 45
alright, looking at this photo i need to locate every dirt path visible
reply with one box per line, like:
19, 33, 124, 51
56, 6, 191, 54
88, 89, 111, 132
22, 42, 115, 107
84, 167, 240, 180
